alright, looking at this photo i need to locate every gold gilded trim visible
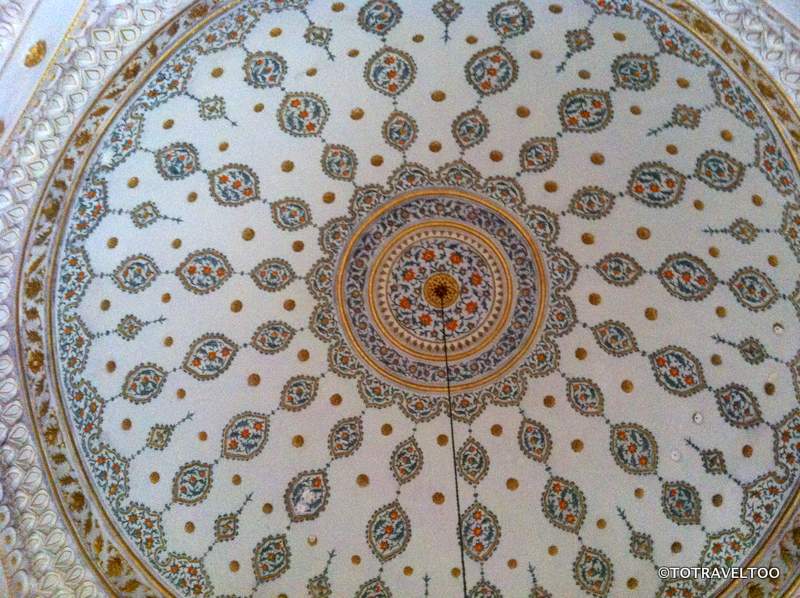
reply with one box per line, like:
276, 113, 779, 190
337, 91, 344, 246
336, 188, 549, 393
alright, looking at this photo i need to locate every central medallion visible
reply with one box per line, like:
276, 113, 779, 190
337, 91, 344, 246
335, 187, 548, 393
422, 272, 461, 309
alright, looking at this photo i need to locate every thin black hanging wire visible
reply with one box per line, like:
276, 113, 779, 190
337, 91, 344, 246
435, 288, 469, 598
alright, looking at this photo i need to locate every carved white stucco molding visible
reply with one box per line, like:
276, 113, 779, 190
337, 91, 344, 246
697, 0, 800, 104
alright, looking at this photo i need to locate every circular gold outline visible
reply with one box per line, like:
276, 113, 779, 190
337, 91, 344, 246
368, 219, 513, 361
336, 188, 548, 393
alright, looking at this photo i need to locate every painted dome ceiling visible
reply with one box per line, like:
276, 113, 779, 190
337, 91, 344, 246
2, 0, 800, 597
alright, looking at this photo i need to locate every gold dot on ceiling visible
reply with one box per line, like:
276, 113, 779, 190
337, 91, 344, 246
350, 107, 364, 120
330, 393, 343, 406
547, 545, 558, 556
708, 246, 720, 258
292, 435, 305, 448
229, 560, 240, 573
381, 423, 393, 436
715, 306, 727, 318
489, 150, 503, 162
218, 141, 229, 152
232, 474, 242, 486
308, 535, 318, 546
106, 361, 116, 373
161, 293, 171, 304
429, 141, 442, 152
412, 34, 424, 43
571, 439, 584, 452
544, 181, 558, 193
164, 334, 174, 347
506, 478, 519, 491
187, 191, 198, 202
543, 395, 555, 407
150, 472, 160, 484
348, 48, 360, 58
666, 144, 678, 155
575, 347, 587, 360
283, 299, 296, 311
163, 119, 174, 129
306, 68, 317, 77
516, 106, 530, 118
581, 232, 594, 245
253, 103, 264, 113
100, 299, 111, 311
242, 227, 255, 241
211, 67, 224, 78
431, 90, 446, 102
370, 155, 384, 167
351, 554, 361, 565
721, 129, 733, 142
323, 191, 336, 203
171, 238, 182, 249
432, 492, 445, 505
671, 541, 682, 554
293, 240, 305, 252
693, 199, 704, 210
765, 382, 776, 396
356, 473, 370, 487
403, 566, 414, 576
529, 49, 542, 59
630, 105, 641, 115
676, 77, 690, 88
270, 27, 282, 37
281, 160, 294, 172
107, 237, 118, 248
627, 578, 639, 590
549, 4, 563, 13
634, 487, 645, 498
711, 354, 722, 366
466, 35, 478, 44
198, 431, 208, 441
645, 307, 658, 320
588, 292, 602, 306
636, 226, 651, 240
578, 69, 591, 79
248, 373, 261, 387
127, 177, 139, 188
613, 31, 626, 41
121, 418, 132, 431
23, 40, 47, 68
491, 424, 503, 436
262, 502, 273, 514
597, 518, 607, 529
590, 152, 605, 165
331, 2, 345, 11
621, 380, 634, 393
437, 434, 449, 446
184, 521, 195, 533
768, 255, 779, 267
230, 299, 243, 313
712, 494, 723, 507
176, 388, 186, 399
451, 567, 461, 578
297, 349, 310, 362
507, 559, 517, 569
752, 194, 763, 206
